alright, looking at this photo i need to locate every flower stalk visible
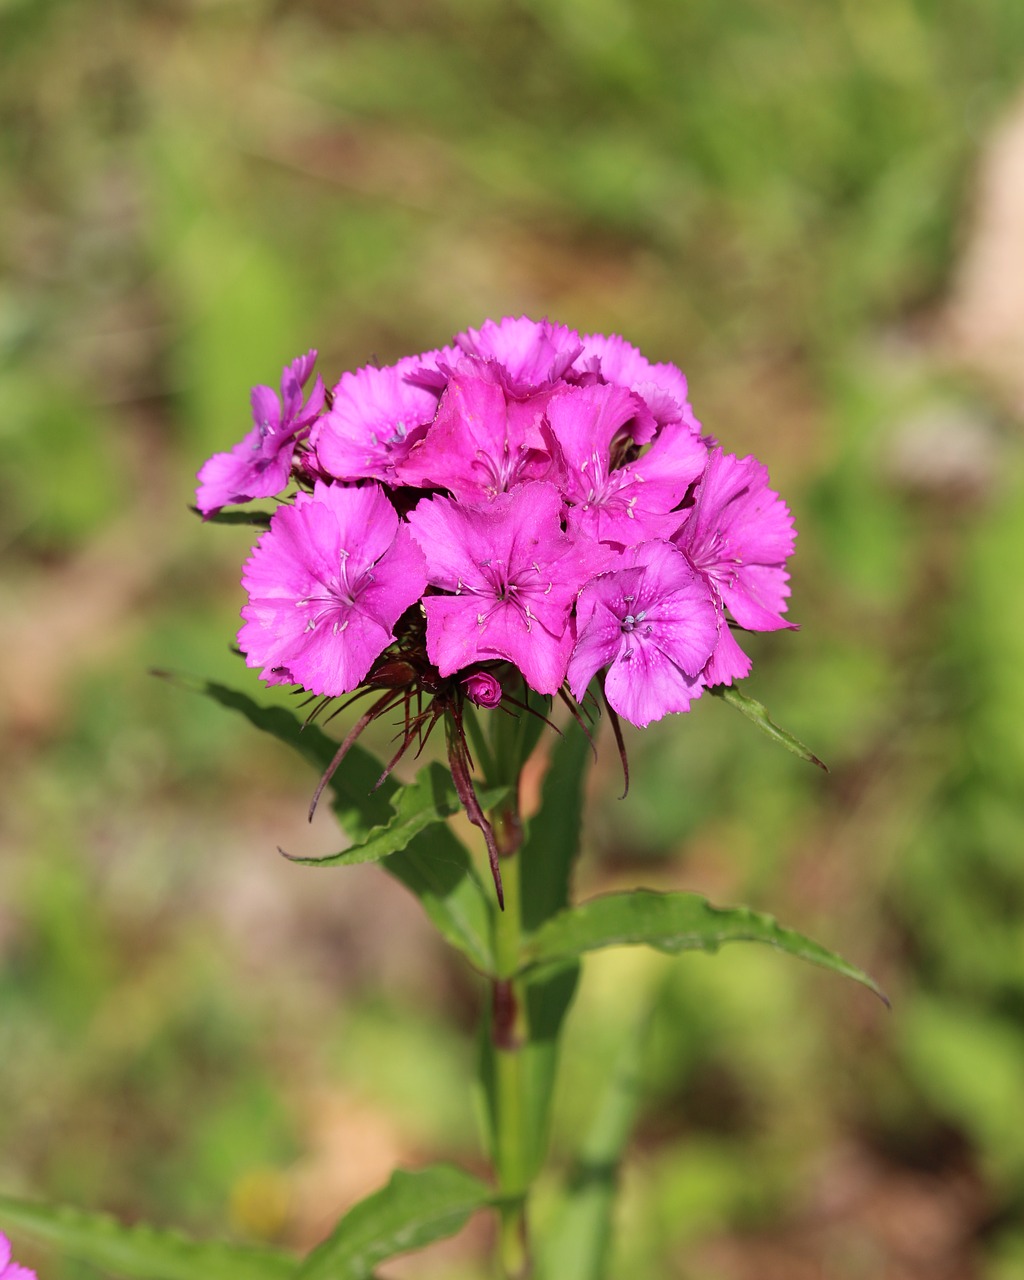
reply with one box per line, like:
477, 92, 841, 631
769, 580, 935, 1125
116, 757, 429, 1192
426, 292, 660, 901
189, 314, 804, 1280
491, 833, 531, 1277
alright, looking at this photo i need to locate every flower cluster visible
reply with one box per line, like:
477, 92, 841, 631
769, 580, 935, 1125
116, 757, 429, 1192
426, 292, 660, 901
197, 316, 795, 728
197, 317, 795, 898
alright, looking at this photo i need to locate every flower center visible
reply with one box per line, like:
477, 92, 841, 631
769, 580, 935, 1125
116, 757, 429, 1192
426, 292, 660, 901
296, 549, 375, 634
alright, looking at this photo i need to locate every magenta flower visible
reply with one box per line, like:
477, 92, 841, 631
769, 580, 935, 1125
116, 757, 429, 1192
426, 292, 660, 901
673, 449, 796, 688
196, 350, 324, 515
397, 365, 561, 502
0, 1234, 35, 1280
567, 540, 720, 727
239, 481, 427, 696
406, 482, 603, 694
579, 332, 700, 435
462, 670, 503, 708
674, 449, 796, 631
546, 382, 708, 548
310, 357, 440, 485
455, 315, 583, 394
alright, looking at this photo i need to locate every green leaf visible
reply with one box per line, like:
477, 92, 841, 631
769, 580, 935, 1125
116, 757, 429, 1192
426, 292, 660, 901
0, 1195, 296, 1280
188, 505, 273, 529
710, 684, 828, 771
520, 717, 592, 932
296, 1165, 492, 1280
384, 827, 497, 973
282, 764, 508, 868
516, 719, 591, 1172
536, 1013, 651, 1280
180, 679, 497, 971
520, 964, 581, 1175
520, 890, 887, 1003
187, 678, 395, 839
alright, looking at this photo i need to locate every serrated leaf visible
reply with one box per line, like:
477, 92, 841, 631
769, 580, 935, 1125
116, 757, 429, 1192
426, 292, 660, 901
283, 764, 508, 868
520, 890, 887, 1003
296, 1165, 492, 1280
710, 684, 827, 771
187, 678, 395, 838
0, 1195, 296, 1280
180, 679, 496, 971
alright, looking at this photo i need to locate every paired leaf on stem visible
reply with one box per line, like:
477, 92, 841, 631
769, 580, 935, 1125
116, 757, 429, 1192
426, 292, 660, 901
520, 889, 887, 1004
281, 763, 507, 869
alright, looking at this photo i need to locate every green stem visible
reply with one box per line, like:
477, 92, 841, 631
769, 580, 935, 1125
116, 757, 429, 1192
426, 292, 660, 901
492, 835, 531, 1277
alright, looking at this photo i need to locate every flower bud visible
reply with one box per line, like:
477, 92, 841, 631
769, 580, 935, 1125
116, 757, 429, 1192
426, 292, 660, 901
462, 671, 502, 708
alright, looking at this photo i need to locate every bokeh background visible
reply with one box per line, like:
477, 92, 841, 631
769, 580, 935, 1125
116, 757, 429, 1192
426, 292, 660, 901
4, 2, 1024, 1277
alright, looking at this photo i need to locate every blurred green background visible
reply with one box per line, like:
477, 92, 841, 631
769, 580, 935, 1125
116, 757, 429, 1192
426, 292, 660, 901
3, 1, 1024, 1277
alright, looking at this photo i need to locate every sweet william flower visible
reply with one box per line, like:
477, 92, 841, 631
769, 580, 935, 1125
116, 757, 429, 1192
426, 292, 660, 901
567, 539, 719, 727
579, 331, 700, 436
455, 315, 584, 395
676, 449, 795, 629
0, 1234, 35, 1280
673, 449, 796, 687
406, 482, 606, 695
310, 357, 440, 485
196, 316, 801, 905
239, 481, 427, 696
396, 364, 562, 502
196, 350, 324, 515
546, 382, 707, 548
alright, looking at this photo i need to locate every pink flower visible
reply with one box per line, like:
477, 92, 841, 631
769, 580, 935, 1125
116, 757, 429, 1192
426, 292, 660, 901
673, 449, 796, 686
196, 350, 324, 515
546, 383, 707, 548
0, 1234, 36, 1280
406, 482, 604, 694
310, 358, 440, 485
397, 365, 561, 502
455, 316, 583, 394
579, 331, 700, 436
567, 540, 720, 726
239, 481, 427, 696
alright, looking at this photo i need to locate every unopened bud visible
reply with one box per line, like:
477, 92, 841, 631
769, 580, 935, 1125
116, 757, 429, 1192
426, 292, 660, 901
462, 671, 502, 708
